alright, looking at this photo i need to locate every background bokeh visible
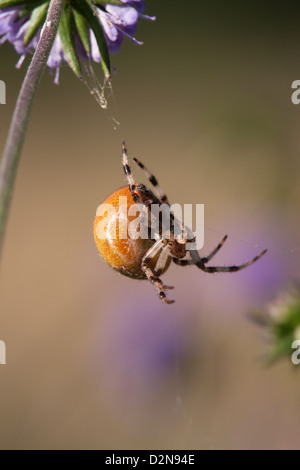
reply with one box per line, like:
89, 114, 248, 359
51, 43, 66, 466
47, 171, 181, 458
0, 0, 300, 450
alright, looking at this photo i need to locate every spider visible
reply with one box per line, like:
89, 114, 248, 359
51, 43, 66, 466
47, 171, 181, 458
93, 141, 267, 304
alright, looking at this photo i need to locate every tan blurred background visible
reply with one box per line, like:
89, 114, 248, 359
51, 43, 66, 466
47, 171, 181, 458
0, 0, 300, 449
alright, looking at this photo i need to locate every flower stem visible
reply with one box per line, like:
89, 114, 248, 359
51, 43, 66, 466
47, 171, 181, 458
0, 0, 65, 264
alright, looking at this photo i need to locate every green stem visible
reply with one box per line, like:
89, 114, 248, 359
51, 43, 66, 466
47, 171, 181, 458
0, 0, 65, 264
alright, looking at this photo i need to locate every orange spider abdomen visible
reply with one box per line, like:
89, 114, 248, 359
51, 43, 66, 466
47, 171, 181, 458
94, 186, 170, 279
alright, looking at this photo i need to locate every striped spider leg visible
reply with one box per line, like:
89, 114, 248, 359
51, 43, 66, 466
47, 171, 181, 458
122, 141, 177, 303
121, 141, 267, 303
174, 235, 267, 273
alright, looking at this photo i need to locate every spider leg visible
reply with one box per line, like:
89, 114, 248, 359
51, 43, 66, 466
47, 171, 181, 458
125, 145, 183, 243
122, 141, 165, 242
201, 235, 228, 263
173, 258, 193, 266
189, 248, 267, 273
133, 156, 169, 204
172, 235, 228, 267
154, 247, 174, 290
142, 241, 175, 304
122, 141, 141, 203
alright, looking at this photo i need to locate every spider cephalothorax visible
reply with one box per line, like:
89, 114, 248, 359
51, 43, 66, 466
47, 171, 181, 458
93, 142, 267, 304
163, 237, 187, 260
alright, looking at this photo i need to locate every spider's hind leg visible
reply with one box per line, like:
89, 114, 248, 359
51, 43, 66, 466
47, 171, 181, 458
133, 156, 169, 204
122, 141, 140, 203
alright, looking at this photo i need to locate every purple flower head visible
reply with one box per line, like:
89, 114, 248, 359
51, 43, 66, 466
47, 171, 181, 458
0, 1, 155, 83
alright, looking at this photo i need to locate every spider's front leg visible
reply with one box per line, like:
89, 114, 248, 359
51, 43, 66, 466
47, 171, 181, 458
189, 246, 267, 273
142, 240, 175, 304
173, 235, 228, 267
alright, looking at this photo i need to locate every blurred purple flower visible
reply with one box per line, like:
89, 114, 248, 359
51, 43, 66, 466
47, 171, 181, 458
0, 1, 155, 84
92, 286, 198, 413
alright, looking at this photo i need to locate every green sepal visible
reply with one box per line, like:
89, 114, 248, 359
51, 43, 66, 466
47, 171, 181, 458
0, 0, 42, 8
23, 2, 49, 46
268, 334, 295, 363
93, 1, 123, 5
58, 4, 81, 78
72, 0, 111, 78
73, 9, 90, 56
